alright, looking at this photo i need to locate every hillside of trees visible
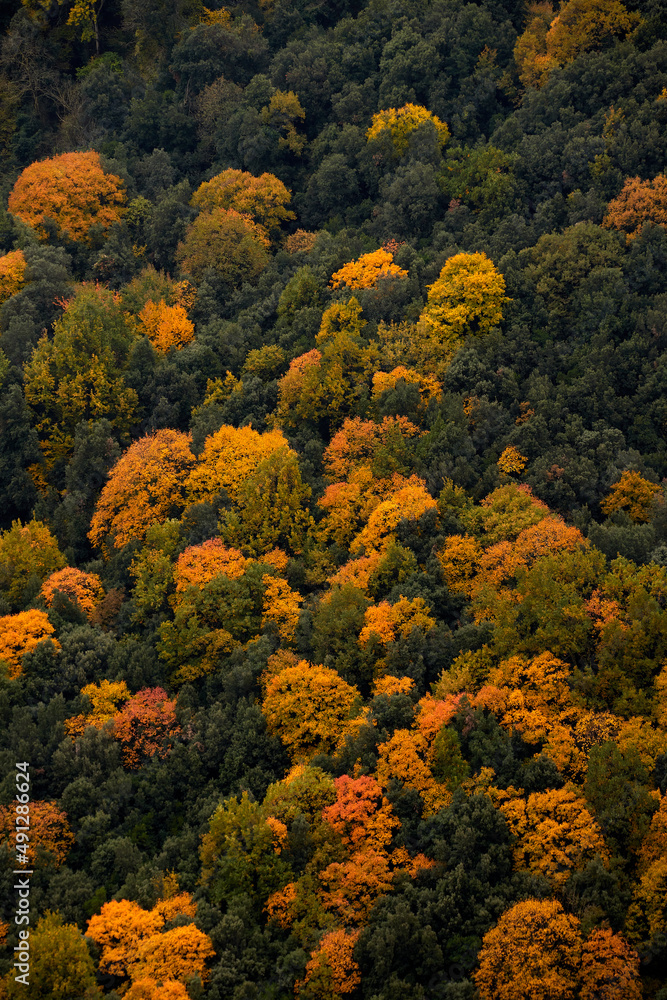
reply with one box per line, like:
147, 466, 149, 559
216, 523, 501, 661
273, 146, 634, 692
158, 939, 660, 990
1, 0, 667, 996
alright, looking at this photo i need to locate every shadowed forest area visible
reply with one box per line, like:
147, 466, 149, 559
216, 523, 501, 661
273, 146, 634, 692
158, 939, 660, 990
1, 0, 667, 997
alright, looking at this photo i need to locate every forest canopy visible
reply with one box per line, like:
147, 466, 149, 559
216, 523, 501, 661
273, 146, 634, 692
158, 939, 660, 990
1, 0, 667, 998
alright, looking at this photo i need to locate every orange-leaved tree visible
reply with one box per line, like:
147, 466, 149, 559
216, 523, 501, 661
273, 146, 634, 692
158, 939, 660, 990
191, 168, 295, 238
130, 925, 216, 985
173, 539, 249, 593
0, 518, 65, 610
0, 609, 60, 678
359, 595, 435, 647
330, 249, 408, 289
176, 207, 269, 285
371, 366, 441, 409
375, 728, 451, 816
8, 151, 126, 241
474, 898, 582, 1000
600, 469, 661, 522
138, 299, 195, 353
125, 980, 189, 1000
350, 478, 437, 556
602, 174, 667, 240
89, 429, 196, 554
323, 416, 421, 481
87, 891, 210, 986
261, 575, 302, 643
65, 678, 131, 738
0, 249, 27, 304
578, 928, 642, 1000
112, 687, 180, 769
40, 567, 104, 619
0, 800, 74, 867
366, 104, 450, 157
297, 929, 361, 998
261, 661, 359, 761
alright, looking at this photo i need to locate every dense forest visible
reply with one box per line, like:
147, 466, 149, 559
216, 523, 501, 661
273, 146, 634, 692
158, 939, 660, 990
2, 0, 667, 996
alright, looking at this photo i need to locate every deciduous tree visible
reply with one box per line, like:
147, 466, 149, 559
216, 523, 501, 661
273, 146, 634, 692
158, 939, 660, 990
261, 661, 359, 761
0, 518, 65, 610
330, 249, 408, 290
112, 687, 180, 768
191, 168, 295, 238
65, 678, 131, 737
0, 249, 27, 304
366, 104, 450, 158
176, 207, 269, 285
89, 430, 196, 553
0, 801, 74, 866
0, 608, 59, 678
600, 470, 661, 522
138, 299, 194, 353
40, 567, 104, 619
24, 284, 138, 470
8, 151, 126, 241
474, 899, 582, 1000
1, 911, 100, 999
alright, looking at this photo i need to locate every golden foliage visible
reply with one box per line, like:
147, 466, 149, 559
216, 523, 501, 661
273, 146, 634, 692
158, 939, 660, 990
375, 729, 451, 816
261, 90, 307, 155
8, 151, 126, 241
367, 103, 450, 156
40, 567, 104, 618
323, 416, 422, 481
0, 249, 27, 303
64, 678, 131, 738
579, 928, 641, 1000
600, 469, 661, 522
359, 595, 435, 647
186, 423, 289, 504
261, 661, 359, 761
545, 0, 640, 66
173, 539, 249, 594
191, 167, 295, 237
602, 174, 667, 240
125, 981, 189, 1000
497, 445, 528, 474
372, 675, 415, 697
474, 898, 582, 1000
0, 800, 74, 867
420, 252, 509, 346
0, 608, 59, 678
298, 929, 361, 998
330, 249, 408, 289
371, 366, 441, 407
261, 575, 302, 642
0, 518, 65, 609
138, 299, 195, 353
499, 788, 609, 886
89, 430, 195, 553
351, 478, 437, 556
513, 3, 559, 88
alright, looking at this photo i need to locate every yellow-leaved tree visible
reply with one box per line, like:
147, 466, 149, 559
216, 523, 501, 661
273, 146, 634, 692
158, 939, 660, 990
367, 104, 450, 158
